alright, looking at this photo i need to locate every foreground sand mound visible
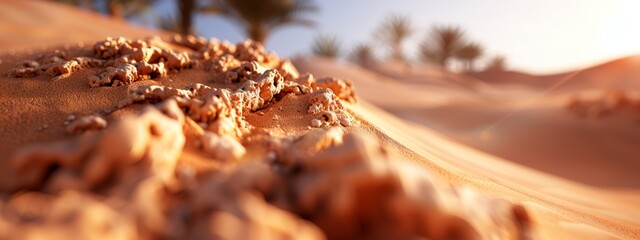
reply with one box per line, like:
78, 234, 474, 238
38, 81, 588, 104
0, 36, 530, 239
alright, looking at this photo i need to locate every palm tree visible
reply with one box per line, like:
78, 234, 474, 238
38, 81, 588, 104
349, 43, 376, 67
375, 14, 413, 61
486, 55, 507, 71
201, 0, 318, 44
455, 42, 484, 72
312, 35, 341, 58
419, 26, 466, 70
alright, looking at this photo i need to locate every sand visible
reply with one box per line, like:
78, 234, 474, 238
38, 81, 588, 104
295, 57, 640, 238
296, 57, 640, 188
0, 1, 639, 239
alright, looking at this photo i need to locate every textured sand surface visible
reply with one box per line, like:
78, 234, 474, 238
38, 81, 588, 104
1, 1, 639, 239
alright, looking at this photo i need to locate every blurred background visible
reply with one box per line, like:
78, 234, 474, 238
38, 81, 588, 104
43, 0, 640, 74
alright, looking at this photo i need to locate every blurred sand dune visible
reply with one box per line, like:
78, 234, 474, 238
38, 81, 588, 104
295, 57, 640, 188
0, 0, 166, 51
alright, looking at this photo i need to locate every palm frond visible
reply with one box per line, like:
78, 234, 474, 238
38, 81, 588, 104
419, 25, 467, 69
455, 42, 483, 61
349, 43, 377, 66
455, 42, 484, 72
200, 0, 318, 43
486, 55, 507, 71
374, 14, 413, 61
312, 35, 341, 58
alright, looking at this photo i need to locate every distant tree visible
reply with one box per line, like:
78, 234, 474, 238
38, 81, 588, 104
158, 14, 181, 33
349, 43, 377, 66
419, 26, 466, 70
54, 0, 156, 19
455, 42, 484, 72
312, 35, 341, 58
375, 14, 413, 62
201, 0, 318, 44
153, 0, 196, 35
55, 0, 97, 10
486, 55, 507, 71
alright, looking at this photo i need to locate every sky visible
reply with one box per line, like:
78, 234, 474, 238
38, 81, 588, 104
147, 0, 640, 75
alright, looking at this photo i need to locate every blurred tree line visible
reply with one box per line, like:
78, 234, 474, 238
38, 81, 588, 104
313, 15, 507, 72
53, 0, 316, 44
54, 0, 506, 72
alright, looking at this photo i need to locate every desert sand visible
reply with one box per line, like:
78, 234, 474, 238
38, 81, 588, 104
295, 57, 640, 188
0, 1, 639, 239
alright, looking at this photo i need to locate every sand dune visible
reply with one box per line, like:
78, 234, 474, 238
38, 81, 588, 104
468, 55, 640, 92
1, 0, 640, 239
295, 57, 640, 189
0, 0, 166, 51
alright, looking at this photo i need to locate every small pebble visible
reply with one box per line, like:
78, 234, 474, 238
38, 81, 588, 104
310, 118, 322, 128
339, 117, 351, 127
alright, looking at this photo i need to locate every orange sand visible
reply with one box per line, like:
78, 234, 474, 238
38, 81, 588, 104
296, 57, 640, 189
0, 1, 639, 239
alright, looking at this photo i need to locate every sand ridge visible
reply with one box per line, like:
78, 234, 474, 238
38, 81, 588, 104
296, 56, 640, 189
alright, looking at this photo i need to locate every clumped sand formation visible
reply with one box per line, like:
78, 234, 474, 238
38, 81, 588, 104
566, 90, 640, 119
1, 36, 530, 239
65, 115, 107, 134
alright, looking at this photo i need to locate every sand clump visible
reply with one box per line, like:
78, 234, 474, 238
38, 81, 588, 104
566, 90, 640, 119
1, 36, 531, 239
274, 131, 531, 240
65, 115, 107, 134
9, 99, 186, 192
10, 50, 83, 80
297, 74, 356, 128
10, 37, 190, 87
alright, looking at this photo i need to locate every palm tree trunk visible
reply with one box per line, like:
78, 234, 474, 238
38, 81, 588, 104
178, 0, 195, 35
248, 23, 268, 44
392, 42, 403, 61
441, 58, 449, 70
106, 0, 124, 19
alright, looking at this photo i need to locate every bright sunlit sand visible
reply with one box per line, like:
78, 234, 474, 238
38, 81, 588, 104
0, 0, 639, 239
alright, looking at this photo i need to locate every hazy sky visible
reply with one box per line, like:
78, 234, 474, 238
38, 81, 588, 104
150, 0, 640, 74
